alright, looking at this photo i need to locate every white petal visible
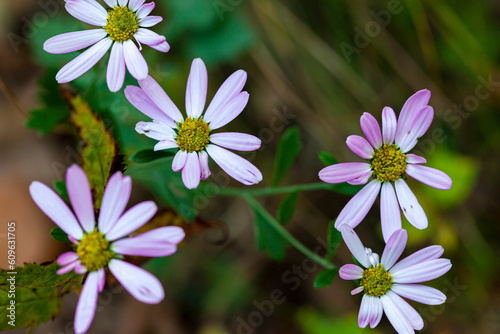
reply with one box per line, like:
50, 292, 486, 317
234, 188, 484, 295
391, 258, 452, 284
139, 75, 183, 122
390, 245, 444, 274
112, 226, 185, 257
370, 298, 383, 328
394, 179, 427, 230
391, 284, 447, 305
406, 164, 452, 190
387, 291, 424, 330
118, 0, 128, 6
380, 293, 415, 334
125, 86, 176, 126
204, 70, 247, 122
380, 182, 402, 243
98, 172, 132, 234
29, 181, 83, 240
44, 29, 107, 54
338, 225, 370, 268
182, 152, 201, 189
135, 121, 175, 140
103, 0, 118, 8
139, 15, 163, 27
66, 0, 108, 26
148, 40, 170, 53
105, 201, 158, 241
185, 58, 207, 118
206, 144, 262, 185
319, 162, 372, 184
134, 28, 165, 46
199, 151, 211, 180
96, 268, 106, 292
339, 264, 364, 280
208, 92, 249, 130
123, 40, 148, 80
335, 180, 381, 229
358, 294, 372, 328
128, 0, 145, 11
346, 171, 372, 186
395, 89, 431, 146
109, 259, 164, 303
74, 271, 100, 334
172, 150, 188, 172
209, 132, 261, 151
381, 229, 407, 270
66, 165, 95, 233
56, 38, 112, 83
382, 106, 397, 144
405, 154, 426, 164
136, 2, 155, 19
398, 106, 434, 153
107, 42, 125, 92
154, 139, 178, 151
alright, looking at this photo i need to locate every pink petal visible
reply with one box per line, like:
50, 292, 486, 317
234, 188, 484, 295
139, 15, 163, 27
390, 245, 444, 274
380, 182, 402, 243
108, 259, 164, 303
335, 180, 381, 229
182, 152, 201, 189
319, 162, 371, 184
125, 86, 176, 127
358, 294, 372, 328
172, 150, 188, 172
360, 112, 382, 149
386, 291, 424, 330
66, 165, 95, 233
96, 268, 106, 292
57, 252, 79, 266
339, 264, 364, 280
395, 89, 431, 146
139, 75, 183, 122
148, 40, 170, 53
398, 106, 434, 153
406, 164, 452, 190
406, 154, 426, 164
128, 0, 145, 11
209, 132, 261, 151
105, 201, 158, 241
391, 284, 447, 305
381, 229, 407, 270
29, 181, 83, 240
380, 293, 414, 334
391, 258, 452, 283
370, 298, 383, 328
208, 92, 249, 130
198, 151, 211, 180
98, 172, 132, 234
57, 261, 79, 275
135, 121, 175, 141
136, 2, 155, 19
75, 263, 87, 275
44, 29, 107, 54
134, 28, 165, 46
56, 38, 112, 83
206, 144, 262, 185
204, 70, 247, 123
185, 58, 207, 118
154, 139, 178, 151
123, 40, 148, 80
66, 0, 108, 26
394, 179, 427, 230
346, 170, 372, 186
382, 106, 397, 144
351, 286, 364, 295
338, 225, 370, 268
74, 271, 100, 334
346, 135, 374, 159
112, 226, 185, 257
107, 42, 125, 93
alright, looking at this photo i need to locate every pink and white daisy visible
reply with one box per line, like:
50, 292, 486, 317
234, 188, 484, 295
319, 90, 452, 241
339, 225, 451, 334
125, 58, 263, 189
44, 0, 170, 92
29, 164, 185, 334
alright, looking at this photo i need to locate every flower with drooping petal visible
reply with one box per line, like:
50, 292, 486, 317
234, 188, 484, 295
319, 89, 452, 241
125, 58, 263, 189
29, 164, 185, 334
339, 225, 451, 334
44, 0, 170, 92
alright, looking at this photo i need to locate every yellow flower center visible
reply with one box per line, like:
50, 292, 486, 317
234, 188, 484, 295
370, 144, 406, 182
360, 264, 393, 297
77, 229, 114, 272
104, 6, 139, 43
175, 117, 210, 152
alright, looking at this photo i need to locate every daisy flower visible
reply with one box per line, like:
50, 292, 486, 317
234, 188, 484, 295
125, 58, 263, 189
319, 89, 452, 241
29, 164, 185, 334
44, 0, 170, 92
339, 225, 451, 333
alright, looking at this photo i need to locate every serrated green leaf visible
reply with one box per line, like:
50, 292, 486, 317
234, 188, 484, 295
313, 268, 339, 289
50, 227, 70, 243
318, 151, 339, 166
67, 94, 117, 209
130, 148, 177, 163
273, 126, 302, 186
53, 180, 69, 202
277, 191, 300, 225
326, 221, 342, 260
126, 157, 197, 221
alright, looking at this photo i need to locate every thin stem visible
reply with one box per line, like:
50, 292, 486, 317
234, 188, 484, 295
217, 182, 357, 197
244, 194, 335, 270
0, 75, 27, 117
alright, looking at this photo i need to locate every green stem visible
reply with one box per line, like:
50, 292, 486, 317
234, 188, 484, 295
244, 194, 335, 270
218, 182, 354, 197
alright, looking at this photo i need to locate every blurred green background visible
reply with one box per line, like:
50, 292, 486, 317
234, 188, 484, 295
0, 0, 499, 333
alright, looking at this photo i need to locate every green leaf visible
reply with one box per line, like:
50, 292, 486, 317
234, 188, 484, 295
126, 157, 197, 221
0, 262, 82, 330
313, 268, 340, 289
130, 149, 177, 164
26, 107, 70, 136
277, 191, 300, 225
326, 221, 342, 260
318, 151, 339, 166
50, 227, 70, 243
53, 180, 69, 202
250, 200, 288, 261
273, 126, 302, 186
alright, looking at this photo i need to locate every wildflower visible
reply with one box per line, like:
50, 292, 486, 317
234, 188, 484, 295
30, 165, 184, 333
44, 0, 169, 92
125, 58, 262, 189
339, 225, 451, 333
319, 90, 452, 241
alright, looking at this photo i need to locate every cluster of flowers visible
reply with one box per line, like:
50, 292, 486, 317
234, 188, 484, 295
30, 1, 453, 333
